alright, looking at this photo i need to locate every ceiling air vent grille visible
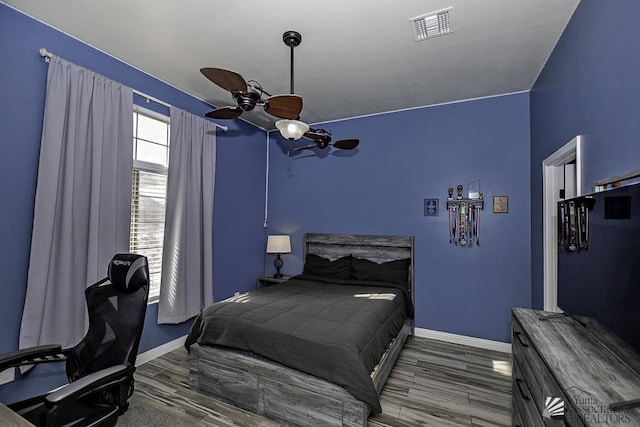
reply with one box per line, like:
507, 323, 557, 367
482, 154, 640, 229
410, 7, 453, 41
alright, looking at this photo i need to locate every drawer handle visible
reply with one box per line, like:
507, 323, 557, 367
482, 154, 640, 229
514, 331, 529, 348
515, 378, 531, 401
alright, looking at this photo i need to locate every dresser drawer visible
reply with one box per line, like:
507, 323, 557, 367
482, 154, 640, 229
512, 397, 524, 427
513, 318, 574, 426
512, 314, 586, 427
512, 357, 544, 427
512, 317, 545, 402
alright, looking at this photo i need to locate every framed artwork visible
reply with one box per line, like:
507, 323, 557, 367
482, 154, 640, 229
424, 198, 439, 216
493, 196, 509, 213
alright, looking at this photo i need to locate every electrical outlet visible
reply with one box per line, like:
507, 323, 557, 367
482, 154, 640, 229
0, 367, 15, 385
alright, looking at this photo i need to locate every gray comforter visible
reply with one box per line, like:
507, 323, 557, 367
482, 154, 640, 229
185, 275, 412, 412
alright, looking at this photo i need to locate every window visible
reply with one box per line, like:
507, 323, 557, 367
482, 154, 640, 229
130, 107, 170, 302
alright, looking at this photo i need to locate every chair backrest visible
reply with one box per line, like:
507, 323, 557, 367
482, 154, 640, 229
66, 254, 150, 382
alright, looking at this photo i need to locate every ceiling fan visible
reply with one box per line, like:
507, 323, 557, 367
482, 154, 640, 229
290, 128, 359, 152
200, 66, 302, 120
273, 31, 360, 153
200, 30, 359, 152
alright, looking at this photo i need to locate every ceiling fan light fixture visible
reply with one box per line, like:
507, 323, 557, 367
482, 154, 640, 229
276, 119, 309, 140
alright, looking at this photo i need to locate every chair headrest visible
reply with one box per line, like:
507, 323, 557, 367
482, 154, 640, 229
107, 254, 149, 293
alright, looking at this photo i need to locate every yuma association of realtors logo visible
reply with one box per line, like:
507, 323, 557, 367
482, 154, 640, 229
544, 386, 633, 424
543, 396, 565, 419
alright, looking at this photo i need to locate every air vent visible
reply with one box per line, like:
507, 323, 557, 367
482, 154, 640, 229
410, 7, 453, 41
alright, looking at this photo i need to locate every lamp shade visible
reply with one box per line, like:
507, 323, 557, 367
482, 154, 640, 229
266, 235, 291, 254
275, 119, 309, 141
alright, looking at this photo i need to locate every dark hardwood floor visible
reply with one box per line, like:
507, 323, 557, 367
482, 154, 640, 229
118, 336, 512, 426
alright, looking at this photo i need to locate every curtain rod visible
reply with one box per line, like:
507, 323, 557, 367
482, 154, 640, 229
38, 48, 228, 132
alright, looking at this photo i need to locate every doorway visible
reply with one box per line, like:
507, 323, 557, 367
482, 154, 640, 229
542, 135, 583, 312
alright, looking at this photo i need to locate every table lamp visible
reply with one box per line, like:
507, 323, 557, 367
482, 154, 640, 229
266, 235, 291, 278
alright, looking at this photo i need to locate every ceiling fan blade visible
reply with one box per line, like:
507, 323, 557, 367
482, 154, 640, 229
333, 138, 359, 150
292, 143, 319, 152
200, 68, 247, 92
264, 95, 303, 119
205, 106, 243, 119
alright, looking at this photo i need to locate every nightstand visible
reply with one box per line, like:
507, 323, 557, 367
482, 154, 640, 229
257, 275, 291, 289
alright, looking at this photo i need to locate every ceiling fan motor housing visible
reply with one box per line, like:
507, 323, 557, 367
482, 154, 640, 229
232, 90, 261, 111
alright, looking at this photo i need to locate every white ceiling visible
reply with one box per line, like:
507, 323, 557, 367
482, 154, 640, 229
5, 0, 580, 130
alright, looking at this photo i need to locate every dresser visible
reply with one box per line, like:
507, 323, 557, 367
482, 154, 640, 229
511, 308, 640, 426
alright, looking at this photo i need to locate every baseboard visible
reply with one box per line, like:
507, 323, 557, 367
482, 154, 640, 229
414, 327, 511, 354
135, 335, 187, 367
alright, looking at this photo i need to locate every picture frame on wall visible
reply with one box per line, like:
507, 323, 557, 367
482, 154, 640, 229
493, 196, 509, 213
424, 198, 439, 216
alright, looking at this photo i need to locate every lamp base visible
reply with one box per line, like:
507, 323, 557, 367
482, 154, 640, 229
273, 254, 284, 278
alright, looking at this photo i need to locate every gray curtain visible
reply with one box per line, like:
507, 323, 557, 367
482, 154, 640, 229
20, 56, 133, 350
158, 107, 216, 324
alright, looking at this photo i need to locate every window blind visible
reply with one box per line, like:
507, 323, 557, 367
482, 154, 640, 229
130, 168, 167, 300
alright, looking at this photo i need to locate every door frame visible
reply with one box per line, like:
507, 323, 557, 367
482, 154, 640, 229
542, 135, 583, 312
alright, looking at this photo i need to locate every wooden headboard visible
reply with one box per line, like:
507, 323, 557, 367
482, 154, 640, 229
304, 233, 415, 312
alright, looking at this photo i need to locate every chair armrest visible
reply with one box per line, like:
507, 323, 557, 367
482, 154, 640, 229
0, 345, 63, 371
45, 364, 132, 406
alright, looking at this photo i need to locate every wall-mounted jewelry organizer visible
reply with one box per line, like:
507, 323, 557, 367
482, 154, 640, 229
447, 185, 484, 247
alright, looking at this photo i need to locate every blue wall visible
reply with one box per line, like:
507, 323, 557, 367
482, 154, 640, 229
8, 0, 636, 404
0, 4, 266, 403
266, 93, 532, 343
530, 0, 640, 308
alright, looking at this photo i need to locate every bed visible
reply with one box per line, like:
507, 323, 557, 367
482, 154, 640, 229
186, 233, 414, 426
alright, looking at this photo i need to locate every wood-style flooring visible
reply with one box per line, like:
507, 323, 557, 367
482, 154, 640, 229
118, 337, 512, 426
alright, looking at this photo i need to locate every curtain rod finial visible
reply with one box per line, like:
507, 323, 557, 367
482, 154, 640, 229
39, 48, 52, 62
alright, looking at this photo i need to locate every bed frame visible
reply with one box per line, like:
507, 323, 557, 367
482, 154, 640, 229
189, 233, 414, 427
